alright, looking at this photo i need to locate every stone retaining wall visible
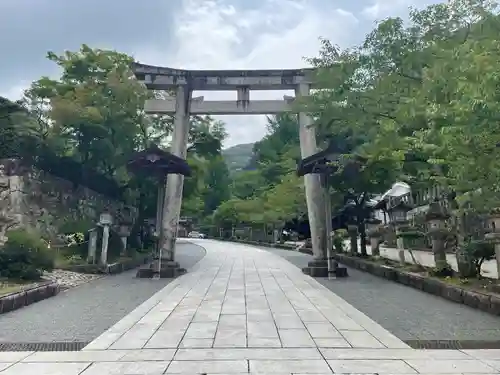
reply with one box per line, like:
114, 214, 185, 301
0, 158, 135, 242
0, 281, 60, 314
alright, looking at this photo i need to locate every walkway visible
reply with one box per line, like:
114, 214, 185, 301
264, 248, 500, 342
0, 242, 206, 344
0, 240, 499, 374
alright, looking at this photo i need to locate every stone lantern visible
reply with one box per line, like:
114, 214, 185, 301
117, 207, 134, 256
98, 211, 113, 266
488, 208, 500, 232
346, 222, 358, 255
387, 199, 412, 264
127, 145, 191, 278
425, 201, 450, 272
366, 218, 383, 256
485, 207, 500, 278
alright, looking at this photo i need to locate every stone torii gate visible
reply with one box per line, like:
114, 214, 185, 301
132, 63, 328, 267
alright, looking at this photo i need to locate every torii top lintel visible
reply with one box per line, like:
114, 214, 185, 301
132, 62, 319, 91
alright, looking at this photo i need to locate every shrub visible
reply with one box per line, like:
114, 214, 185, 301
464, 239, 495, 278
333, 229, 348, 252
58, 219, 94, 257
0, 229, 55, 280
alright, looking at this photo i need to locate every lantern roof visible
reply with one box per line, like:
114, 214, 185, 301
297, 151, 366, 177
366, 217, 382, 225
127, 144, 191, 178
296, 138, 367, 177
425, 201, 450, 221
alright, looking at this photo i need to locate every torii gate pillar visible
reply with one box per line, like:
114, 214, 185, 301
296, 83, 328, 260
159, 85, 191, 268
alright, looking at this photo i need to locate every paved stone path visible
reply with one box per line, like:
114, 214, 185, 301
0, 243, 206, 343
0, 239, 499, 374
265, 248, 500, 341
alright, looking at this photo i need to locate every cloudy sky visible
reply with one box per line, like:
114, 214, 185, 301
0, 0, 440, 147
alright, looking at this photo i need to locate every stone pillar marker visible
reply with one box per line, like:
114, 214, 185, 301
98, 212, 112, 266
87, 228, 98, 264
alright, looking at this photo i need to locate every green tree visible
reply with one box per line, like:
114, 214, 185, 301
0, 97, 40, 158
201, 156, 231, 215
231, 170, 267, 199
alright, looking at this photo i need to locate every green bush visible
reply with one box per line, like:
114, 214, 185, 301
333, 229, 348, 252
58, 219, 94, 257
0, 229, 55, 280
464, 239, 495, 278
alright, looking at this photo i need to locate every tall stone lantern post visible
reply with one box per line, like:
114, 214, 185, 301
366, 218, 383, 256
347, 222, 358, 255
425, 201, 451, 273
98, 211, 113, 267
127, 145, 191, 279
485, 207, 500, 278
387, 200, 412, 265
118, 207, 134, 256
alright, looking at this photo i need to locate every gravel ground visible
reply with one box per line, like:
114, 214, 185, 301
262, 247, 500, 342
0, 243, 206, 343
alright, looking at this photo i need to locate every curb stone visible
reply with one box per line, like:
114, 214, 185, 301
0, 281, 60, 314
59, 255, 153, 275
332, 252, 500, 317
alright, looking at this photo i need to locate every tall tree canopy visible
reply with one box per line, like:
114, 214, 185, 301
1, 44, 229, 225
211, 0, 500, 275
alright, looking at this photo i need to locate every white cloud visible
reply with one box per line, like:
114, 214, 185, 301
362, 0, 441, 20
137, 0, 361, 147
2, 0, 443, 148
0, 83, 27, 101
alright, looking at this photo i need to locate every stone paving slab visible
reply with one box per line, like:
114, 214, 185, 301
0, 348, 500, 373
1, 240, 500, 374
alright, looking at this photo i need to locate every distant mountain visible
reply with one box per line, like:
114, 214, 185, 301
222, 143, 255, 173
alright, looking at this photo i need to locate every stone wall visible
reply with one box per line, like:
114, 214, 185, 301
0, 158, 134, 243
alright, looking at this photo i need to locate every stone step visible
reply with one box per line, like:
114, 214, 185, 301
136, 261, 186, 279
